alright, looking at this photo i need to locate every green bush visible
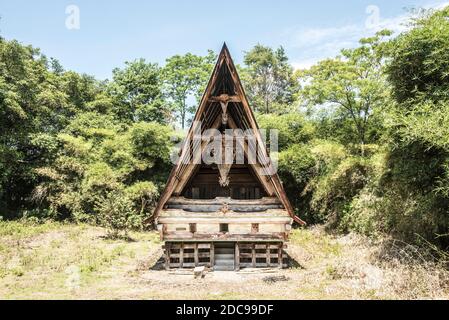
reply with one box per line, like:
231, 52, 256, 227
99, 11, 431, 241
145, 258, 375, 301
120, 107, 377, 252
19, 209, 59, 222
96, 182, 159, 237
387, 8, 449, 104
96, 191, 138, 238
125, 181, 159, 224
279, 144, 316, 185
278, 144, 316, 222
279, 140, 371, 225
257, 113, 315, 151
33, 111, 173, 230
309, 156, 370, 226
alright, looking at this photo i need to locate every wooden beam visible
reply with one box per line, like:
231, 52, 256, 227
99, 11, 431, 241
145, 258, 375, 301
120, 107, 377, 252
158, 216, 292, 224
278, 243, 282, 269
159, 207, 290, 216
194, 243, 199, 267
167, 196, 282, 206
252, 243, 256, 268
180, 243, 184, 268
208, 94, 241, 103
235, 242, 240, 271
210, 243, 215, 269
266, 244, 271, 267
164, 243, 170, 270
163, 233, 286, 241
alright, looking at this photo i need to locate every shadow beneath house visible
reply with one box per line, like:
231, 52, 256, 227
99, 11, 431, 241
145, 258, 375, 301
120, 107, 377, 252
144, 252, 305, 271
136, 254, 166, 271
285, 252, 306, 269
149, 256, 166, 270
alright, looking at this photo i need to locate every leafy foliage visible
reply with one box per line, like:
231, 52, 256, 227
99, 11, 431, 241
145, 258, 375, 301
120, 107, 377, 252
0, 38, 100, 216
33, 111, 172, 229
298, 31, 391, 153
277, 7, 449, 249
243, 45, 297, 114
256, 113, 314, 151
387, 8, 449, 104
109, 59, 171, 124
162, 51, 216, 129
96, 190, 140, 238
0, 37, 177, 233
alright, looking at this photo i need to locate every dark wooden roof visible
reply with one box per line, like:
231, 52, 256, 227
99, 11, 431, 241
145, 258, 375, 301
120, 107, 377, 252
152, 43, 305, 225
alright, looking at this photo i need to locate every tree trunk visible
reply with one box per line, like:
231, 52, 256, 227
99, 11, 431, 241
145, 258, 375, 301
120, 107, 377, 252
265, 94, 269, 114
181, 101, 186, 130
359, 128, 366, 157
360, 140, 365, 157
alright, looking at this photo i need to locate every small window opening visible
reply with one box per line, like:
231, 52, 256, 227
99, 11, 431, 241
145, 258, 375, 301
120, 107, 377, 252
220, 223, 229, 233
251, 223, 259, 233
189, 223, 197, 233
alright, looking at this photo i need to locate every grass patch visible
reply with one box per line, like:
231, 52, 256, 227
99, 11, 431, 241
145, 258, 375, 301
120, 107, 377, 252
0, 220, 161, 299
290, 228, 342, 258
0, 220, 62, 239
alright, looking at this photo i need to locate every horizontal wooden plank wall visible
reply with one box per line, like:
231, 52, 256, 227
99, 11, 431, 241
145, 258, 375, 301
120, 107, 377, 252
163, 232, 287, 242
163, 242, 287, 270
164, 242, 213, 270
235, 242, 287, 270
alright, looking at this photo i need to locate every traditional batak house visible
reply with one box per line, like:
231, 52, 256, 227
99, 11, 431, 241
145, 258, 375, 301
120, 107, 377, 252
154, 44, 305, 271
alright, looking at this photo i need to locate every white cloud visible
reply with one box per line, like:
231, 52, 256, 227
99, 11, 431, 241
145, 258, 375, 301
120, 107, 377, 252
287, 24, 360, 49
286, 0, 449, 70
286, 24, 363, 70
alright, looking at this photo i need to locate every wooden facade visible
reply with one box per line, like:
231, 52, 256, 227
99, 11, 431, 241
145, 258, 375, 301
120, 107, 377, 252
154, 44, 305, 271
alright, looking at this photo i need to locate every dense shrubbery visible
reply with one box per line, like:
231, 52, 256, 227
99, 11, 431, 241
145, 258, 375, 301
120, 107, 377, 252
0, 38, 179, 235
364, 8, 449, 247
277, 8, 449, 249
33, 116, 172, 226
257, 113, 315, 151
279, 140, 371, 225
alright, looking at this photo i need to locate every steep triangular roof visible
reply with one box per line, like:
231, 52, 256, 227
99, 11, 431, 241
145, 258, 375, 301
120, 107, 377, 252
154, 43, 305, 225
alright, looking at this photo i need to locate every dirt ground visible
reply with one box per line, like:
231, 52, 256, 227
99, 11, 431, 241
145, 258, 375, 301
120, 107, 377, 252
0, 221, 448, 300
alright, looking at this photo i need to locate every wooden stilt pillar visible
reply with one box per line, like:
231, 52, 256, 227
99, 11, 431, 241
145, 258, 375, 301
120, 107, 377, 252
180, 242, 184, 268
252, 243, 256, 268
164, 243, 170, 270
210, 243, 215, 270
235, 242, 240, 271
194, 243, 199, 267
266, 243, 271, 268
278, 243, 283, 269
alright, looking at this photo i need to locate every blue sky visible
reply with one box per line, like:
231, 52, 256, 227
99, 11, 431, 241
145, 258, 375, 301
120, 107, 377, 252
0, 0, 447, 80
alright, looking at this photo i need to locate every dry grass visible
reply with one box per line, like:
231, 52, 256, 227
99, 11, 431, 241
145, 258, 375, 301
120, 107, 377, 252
0, 221, 448, 300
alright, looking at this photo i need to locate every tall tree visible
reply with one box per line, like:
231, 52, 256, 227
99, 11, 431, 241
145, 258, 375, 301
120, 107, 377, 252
162, 51, 216, 129
243, 44, 296, 114
298, 31, 391, 155
109, 59, 170, 124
